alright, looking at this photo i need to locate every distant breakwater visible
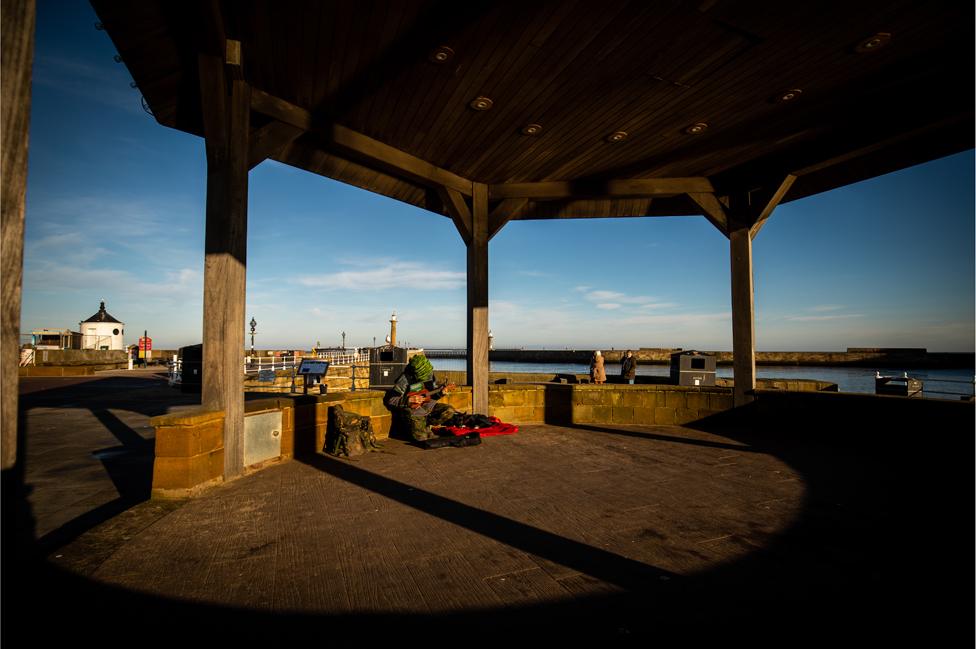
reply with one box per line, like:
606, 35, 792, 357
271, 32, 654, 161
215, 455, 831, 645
425, 348, 974, 369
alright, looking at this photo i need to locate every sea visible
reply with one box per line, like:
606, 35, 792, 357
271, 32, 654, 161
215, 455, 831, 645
429, 358, 975, 400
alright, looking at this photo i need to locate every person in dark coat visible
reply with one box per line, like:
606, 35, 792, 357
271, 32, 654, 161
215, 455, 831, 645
620, 350, 637, 384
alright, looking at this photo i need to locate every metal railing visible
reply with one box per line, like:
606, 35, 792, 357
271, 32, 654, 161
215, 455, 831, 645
315, 349, 370, 365
244, 355, 302, 374
917, 376, 975, 400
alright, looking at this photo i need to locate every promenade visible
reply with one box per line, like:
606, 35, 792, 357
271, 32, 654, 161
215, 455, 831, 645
7, 370, 971, 647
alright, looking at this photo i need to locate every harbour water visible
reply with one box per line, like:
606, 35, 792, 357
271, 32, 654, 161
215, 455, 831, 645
430, 358, 974, 400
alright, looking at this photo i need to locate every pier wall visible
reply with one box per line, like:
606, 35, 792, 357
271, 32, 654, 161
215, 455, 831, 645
480, 348, 973, 368
150, 377, 970, 497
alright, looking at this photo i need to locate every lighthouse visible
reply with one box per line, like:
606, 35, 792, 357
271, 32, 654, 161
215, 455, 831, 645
389, 311, 397, 347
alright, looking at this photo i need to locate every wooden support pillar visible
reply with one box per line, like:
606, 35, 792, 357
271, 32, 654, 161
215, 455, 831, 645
729, 226, 756, 406
199, 46, 249, 480
1, 0, 35, 476
467, 183, 489, 414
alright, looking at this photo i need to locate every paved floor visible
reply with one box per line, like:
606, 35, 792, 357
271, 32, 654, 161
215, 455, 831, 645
7, 370, 972, 647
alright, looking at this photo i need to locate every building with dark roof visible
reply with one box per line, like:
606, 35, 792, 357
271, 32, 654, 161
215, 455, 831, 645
78, 301, 125, 350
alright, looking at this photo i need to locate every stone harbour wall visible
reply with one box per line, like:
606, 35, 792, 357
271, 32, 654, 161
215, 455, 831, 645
149, 379, 970, 498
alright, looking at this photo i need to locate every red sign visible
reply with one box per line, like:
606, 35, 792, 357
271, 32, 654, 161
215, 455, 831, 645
139, 337, 152, 351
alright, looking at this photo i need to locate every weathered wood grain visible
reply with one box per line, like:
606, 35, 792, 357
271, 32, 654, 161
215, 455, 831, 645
1, 0, 34, 471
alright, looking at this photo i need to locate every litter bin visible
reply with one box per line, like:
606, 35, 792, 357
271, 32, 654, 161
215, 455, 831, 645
179, 343, 203, 393
369, 346, 407, 388
670, 350, 716, 386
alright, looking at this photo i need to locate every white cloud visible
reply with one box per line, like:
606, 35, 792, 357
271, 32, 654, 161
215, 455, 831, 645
597, 303, 621, 310
588, 290, 624, 301
26, 263, 201, 300
617, 311, 731, 327
298, 260, 464, 291
809, 304, 844, 312
786, 314, 864, 322
580, 288, 673, 307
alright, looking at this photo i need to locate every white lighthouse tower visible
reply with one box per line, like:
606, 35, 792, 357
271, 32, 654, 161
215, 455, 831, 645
79, 301, 125, 350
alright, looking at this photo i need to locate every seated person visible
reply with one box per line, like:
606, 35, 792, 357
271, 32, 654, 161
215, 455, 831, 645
386, 353, 455, 441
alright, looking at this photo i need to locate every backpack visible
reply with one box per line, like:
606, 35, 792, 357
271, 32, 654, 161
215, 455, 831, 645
325, 404, 381, 457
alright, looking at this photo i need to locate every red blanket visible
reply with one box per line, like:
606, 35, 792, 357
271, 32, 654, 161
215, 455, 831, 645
435, 416, 518, 437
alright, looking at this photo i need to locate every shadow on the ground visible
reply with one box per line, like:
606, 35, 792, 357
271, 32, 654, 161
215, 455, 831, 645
18, 375, 199, 552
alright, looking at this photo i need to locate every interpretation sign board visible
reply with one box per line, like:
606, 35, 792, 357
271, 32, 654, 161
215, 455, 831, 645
297, 359, 330, 376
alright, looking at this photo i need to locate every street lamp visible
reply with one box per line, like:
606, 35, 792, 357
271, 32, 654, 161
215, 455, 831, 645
249, 317, 257, 353
341, 331, 346, 349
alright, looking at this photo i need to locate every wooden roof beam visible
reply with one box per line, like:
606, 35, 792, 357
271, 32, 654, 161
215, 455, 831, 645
250, 88, 473, 196
488, 199, 527, 241
489, 177, 713, 200
748, 175, 796, 240
437, 187, 473, 245
688, 192, 729, 237
248, 119, 304, 170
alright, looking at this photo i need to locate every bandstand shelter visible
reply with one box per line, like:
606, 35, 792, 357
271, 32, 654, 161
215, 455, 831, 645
2, 1, 972, 480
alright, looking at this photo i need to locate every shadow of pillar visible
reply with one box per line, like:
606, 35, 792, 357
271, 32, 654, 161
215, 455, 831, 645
543, 384, 573, 425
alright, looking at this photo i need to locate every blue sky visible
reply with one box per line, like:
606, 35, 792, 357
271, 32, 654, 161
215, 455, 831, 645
21, 1, 975, 352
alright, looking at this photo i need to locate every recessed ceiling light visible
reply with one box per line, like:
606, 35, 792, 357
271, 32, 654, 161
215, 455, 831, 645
521, 123, 543, 135
774, 88, 803, 103
854, 32, 891, 53
684, 122, 708, 135
606, 131, 628, 143
429, 46, 454, 63
470, 96, 493, 111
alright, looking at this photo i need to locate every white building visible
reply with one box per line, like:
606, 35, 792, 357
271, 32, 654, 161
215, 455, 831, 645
79, 301, 125, 350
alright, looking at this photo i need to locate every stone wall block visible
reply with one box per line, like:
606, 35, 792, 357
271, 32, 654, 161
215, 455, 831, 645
633, 406, 655, 424
665, 390, 687, 409
654, 406, 676, 424
612, 406, 636, 424
152, 449, 224, 492
709, 393, 733, 411
154, 419, 224, 458
572, 404, 592, 422
686, 392, 709, 410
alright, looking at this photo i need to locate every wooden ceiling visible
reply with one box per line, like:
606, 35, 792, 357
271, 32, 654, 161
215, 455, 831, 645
91, 0, 973, 226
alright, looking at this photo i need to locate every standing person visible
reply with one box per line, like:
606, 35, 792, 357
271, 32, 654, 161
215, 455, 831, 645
590, 350, 606, 384
621, 350, 637, 384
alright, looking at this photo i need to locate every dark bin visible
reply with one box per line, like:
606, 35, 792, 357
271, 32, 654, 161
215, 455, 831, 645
179, 343, 203, 393
369, 346, 407, 388
670, 350, 716, 386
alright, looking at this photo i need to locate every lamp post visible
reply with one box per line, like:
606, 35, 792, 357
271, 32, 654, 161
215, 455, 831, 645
249, 317, 257, 354
341, 331, 346, 349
